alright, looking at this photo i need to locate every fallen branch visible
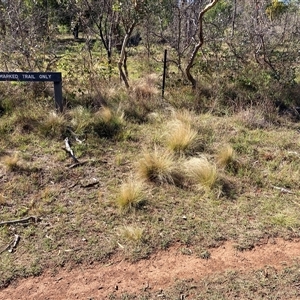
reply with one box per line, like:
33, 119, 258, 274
272, 185, 294, 194
8, 234, 20, 253
80, 178, 100, 188
0, 234, 20, 254
66, 128, 86, 144
68, 161, 88, 169
0, 216, 40, 226
64, 137, 80, 163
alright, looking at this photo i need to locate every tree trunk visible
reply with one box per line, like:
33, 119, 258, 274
185, 0, 219, 89
118, 23, 135, 88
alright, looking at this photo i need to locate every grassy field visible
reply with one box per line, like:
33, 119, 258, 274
0, 39, 300, 298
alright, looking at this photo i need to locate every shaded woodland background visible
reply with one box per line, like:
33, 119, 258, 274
0, 0, 299, 116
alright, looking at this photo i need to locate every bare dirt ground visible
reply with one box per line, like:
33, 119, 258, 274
1, 238, 300, 299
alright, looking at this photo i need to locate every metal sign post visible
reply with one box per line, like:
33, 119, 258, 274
0, 72, 63, 112
162, 49, 167, 99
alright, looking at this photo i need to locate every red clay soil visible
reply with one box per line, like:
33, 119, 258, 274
1, 238, 300, 299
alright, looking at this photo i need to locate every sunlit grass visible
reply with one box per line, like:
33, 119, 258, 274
2, 153, 20, 171
39, 111, 67, 138
164, 119, 198, 153
93, 106, 124, 138
136, 146, 179, 184
69, 106, 93, 134
133, 74, 159, 99
217, 144, 235, 167
118, 225, 144, 242
116, 179, 146, 212
184, 156, 217, 189
171, 109, 197, 125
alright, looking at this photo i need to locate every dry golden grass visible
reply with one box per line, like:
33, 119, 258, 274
171, 109, 197, 125
164, 119, 198, 152
39, 111, 67, 137
118, 225, 144, 242
93, 106, 124, 138
69, 106, 93, 133
0, 193, 6, 205
217, 144, 235, 167
116, 178, 146, 212
235, 109, 269, 129
133, 73, 159, 100
2, 153, 20, 171
95, 106, 113, 122
136, 146, 178, 184
184, 156, 217, 189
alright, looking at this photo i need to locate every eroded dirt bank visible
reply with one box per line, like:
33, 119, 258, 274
1, 238, 300, 299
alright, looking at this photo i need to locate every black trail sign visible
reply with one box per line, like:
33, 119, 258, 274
0, 72, 63, 112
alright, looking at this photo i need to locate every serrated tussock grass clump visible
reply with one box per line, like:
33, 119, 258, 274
184, 156, 217, 189
137, 147, 179, 184
2, 153, 20, 171
69, 106, 93, 134
39, 111, 67, 138
164, 119, 198, 153
171, 108, 197, 125
11, 107, 41, 134
118, 225, 144, 242
236, 109, 270, 129
116, 179, 146, 212
93, 106, 124, 138
133, 74, 159, 100
217, 144, 235, 168
0, 193, 6, 205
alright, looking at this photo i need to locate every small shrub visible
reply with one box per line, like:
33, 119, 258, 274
116, 179, 146, 212
184, 156, 217, 189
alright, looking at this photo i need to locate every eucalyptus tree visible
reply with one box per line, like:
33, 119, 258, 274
76, 0, 120, 67
168, 0, 200, 75
115, 0, 154, 88
0, 0, 45, 70
231, 0, 300, 84
183, 0, 220, 89
0, 0, 71, 71
71, 0, 158, 87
